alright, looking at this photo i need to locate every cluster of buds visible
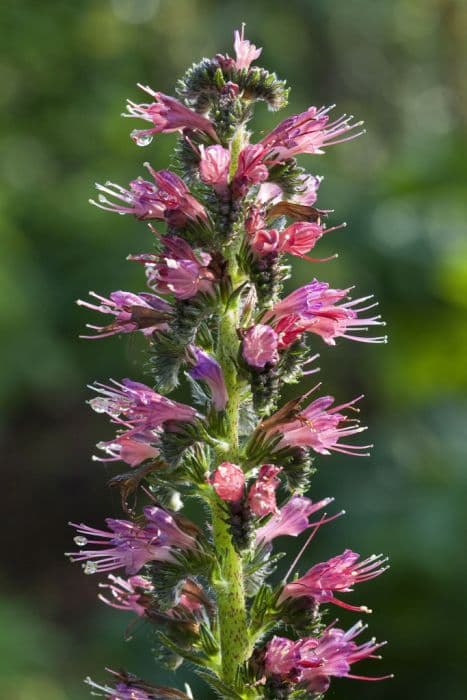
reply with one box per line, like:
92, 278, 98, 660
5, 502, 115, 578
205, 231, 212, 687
70, 26, 391, 699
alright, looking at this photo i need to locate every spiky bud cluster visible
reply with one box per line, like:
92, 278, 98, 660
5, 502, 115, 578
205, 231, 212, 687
71, 25, 391, 699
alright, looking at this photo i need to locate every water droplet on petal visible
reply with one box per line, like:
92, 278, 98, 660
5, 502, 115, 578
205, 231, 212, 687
83, 561, 98, 575
74, 536, 88, 547
131, 130, 153, 147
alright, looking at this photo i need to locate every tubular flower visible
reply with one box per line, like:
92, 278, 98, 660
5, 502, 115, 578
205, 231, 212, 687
267, 392, 372, 456
98, 575, 154, 617
264, 622, 391, 693
85, 670, 191, 700
242, 324, 279, 369
247, 464, 282, 517
210, 462, 246, 502
67, 506, 197, 575
199, 144, 231, 193
232, 144, 269, 197
260, 105, 365, 163
77, 291, 171, 339
268, 279, 387, 346
188, 346, 228, 411
124, 83, 217, 145
134, 236, 215, 300
91, 165, 208, 226
279, 549, 389, 611
233, 25, 262, 70
95, 432, 159, 467
88, 379, 197, 429
255, 495, 336, 544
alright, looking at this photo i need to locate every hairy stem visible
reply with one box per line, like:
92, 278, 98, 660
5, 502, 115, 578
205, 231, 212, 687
211, 127, 250, 682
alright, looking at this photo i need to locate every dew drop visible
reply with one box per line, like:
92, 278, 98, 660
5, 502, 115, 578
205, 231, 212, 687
74, 536, 88, 547
131, 130, 153, 147
83, 561, 98, 575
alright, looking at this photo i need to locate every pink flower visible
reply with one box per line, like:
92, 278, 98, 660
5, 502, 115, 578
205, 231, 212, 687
67, 506, 196, 575
264, 636, 301, 677
264, 622, 391, 692
268, 392, 372, 456
294, 173, 323, 205
98, 574, 153, 617
124, 84, 217, 144
148, 167, 208, 226
199, 144, 231, 193
232, 144, 269, 197
248, 464, 282, 517
136, 236, 215, 300
188, 346, 228, 411
268, 279, 387, 346
210, 462, 245, 502
242, 324, 279, 369
255, 495, 335, 544
250, 228, 280, 255
88, 378, 197, 430
233, 25, 262, 70
91, 166, 208, 227
277, 221, 342, 260
77, 291, 171, 339
94, 432, 159, 467
85, 670, 190, 700
279, 549, 388, 611
261, 105, 365, 163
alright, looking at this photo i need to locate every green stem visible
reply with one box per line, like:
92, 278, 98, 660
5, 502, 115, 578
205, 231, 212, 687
211, 284, 250, 685
211, 128, 250, 682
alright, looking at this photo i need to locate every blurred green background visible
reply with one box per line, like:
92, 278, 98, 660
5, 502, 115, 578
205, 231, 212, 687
1, 0, 466, 698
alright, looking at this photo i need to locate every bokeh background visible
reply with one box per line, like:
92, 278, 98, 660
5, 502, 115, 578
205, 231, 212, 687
1, 0, 466, 698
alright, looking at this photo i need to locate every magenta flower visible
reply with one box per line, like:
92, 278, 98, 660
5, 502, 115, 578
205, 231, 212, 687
268, 279, 387, 346
67, 505, 197, 575
264, 636, 301, 678
98, 574, 154, 617
279, 549, 389, 612
264, 622, 391, 692
261, 105, 365, 163
242, 324, 279, 369
188, 346, 228, 411
199, 144, 231, 193
267, 392, 372, 456
90, 178, 167, 220
124, 83, 217, 144
85, 671, 190, 700
135, 236, 215, 300
247, 464, 282, 517
233, 25, 262, 70
255, 495, 335, 544
88, 378, 197, 430
95, 432, 159, 467
249, 227, 280, 255
85, 677, 152, 700
77, 291, 171, 339
91, 166, 208, 227
210, 462, 245, 502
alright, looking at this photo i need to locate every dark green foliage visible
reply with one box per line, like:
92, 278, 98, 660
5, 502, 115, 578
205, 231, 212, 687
147, 330, 188, 393
278, 338, 312, 385
267, 160, 308, 197
250, 364, 280, 416
243, 545, 285, 597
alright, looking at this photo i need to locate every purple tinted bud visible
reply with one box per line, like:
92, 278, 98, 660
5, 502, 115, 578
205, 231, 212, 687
188, 346, 228, 411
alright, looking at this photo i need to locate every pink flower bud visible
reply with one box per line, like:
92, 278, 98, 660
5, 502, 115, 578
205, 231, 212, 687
242, 324, 279, 369
199, 145, 231, 192
248, 464, 282, 517
210, 462, 245, 502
